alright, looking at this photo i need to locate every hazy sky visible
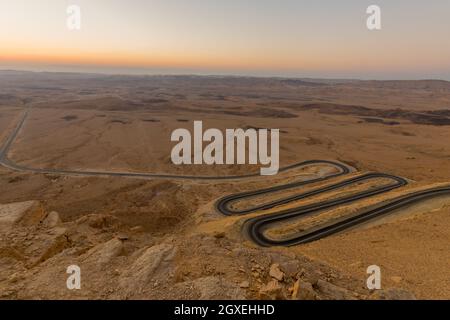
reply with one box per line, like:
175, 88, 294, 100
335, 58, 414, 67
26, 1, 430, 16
1, 0, 449, 79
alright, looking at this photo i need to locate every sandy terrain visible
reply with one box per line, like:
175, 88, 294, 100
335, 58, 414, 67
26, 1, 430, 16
0, 71, 449, 300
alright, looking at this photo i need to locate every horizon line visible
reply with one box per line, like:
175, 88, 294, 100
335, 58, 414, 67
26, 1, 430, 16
1, 68, 449, 83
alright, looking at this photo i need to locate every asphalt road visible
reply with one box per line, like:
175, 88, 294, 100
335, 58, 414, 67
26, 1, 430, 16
217, 168, 450, 246
2, 109, 449, 247
251, 185, 450, 246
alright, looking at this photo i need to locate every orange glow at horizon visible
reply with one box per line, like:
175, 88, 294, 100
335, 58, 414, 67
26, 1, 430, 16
1, 1, 450, 78
2, 45, 448, 74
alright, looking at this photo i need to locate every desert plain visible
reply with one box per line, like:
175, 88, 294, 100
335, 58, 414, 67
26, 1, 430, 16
0, 70, 449, 299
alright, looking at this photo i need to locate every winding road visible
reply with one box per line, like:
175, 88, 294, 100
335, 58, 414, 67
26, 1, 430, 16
0, 110, 350, 181
217, 166, 450, 246
2, 109, 450, 247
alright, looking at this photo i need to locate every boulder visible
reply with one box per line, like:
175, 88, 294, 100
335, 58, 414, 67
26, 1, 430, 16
269, 263, 284, 281
43, 211, 62, 228
31, 228, 70, 266
279, 260, 301, 277
83, 238, 124, 267
119, 243, 175, 292
0, 201, 45, 231
259, 279, 285, 300
292, 279, 317, 300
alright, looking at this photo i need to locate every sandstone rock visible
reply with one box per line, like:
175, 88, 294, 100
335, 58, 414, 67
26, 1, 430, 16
31, 228, 71, 266
279, 260, 301, 277
0, 246, 25, 263
119, 244, 175, 292
0, 201, 45, 230
15, 202, 47, 227
86, 214, 120, 229
43, 211, 62, 228
269, 263, 284, 281
371, 288, 416, 300
259, 279, 285, 300
315, 279, 356, 300
292, 279, 317, 300
83, 238, 124, 267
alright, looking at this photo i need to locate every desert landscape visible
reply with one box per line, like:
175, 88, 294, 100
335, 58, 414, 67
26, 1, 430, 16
0, 70, 449, 300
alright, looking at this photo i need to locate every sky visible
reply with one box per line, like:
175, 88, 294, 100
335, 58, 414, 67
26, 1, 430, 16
1, 0, 449, 79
